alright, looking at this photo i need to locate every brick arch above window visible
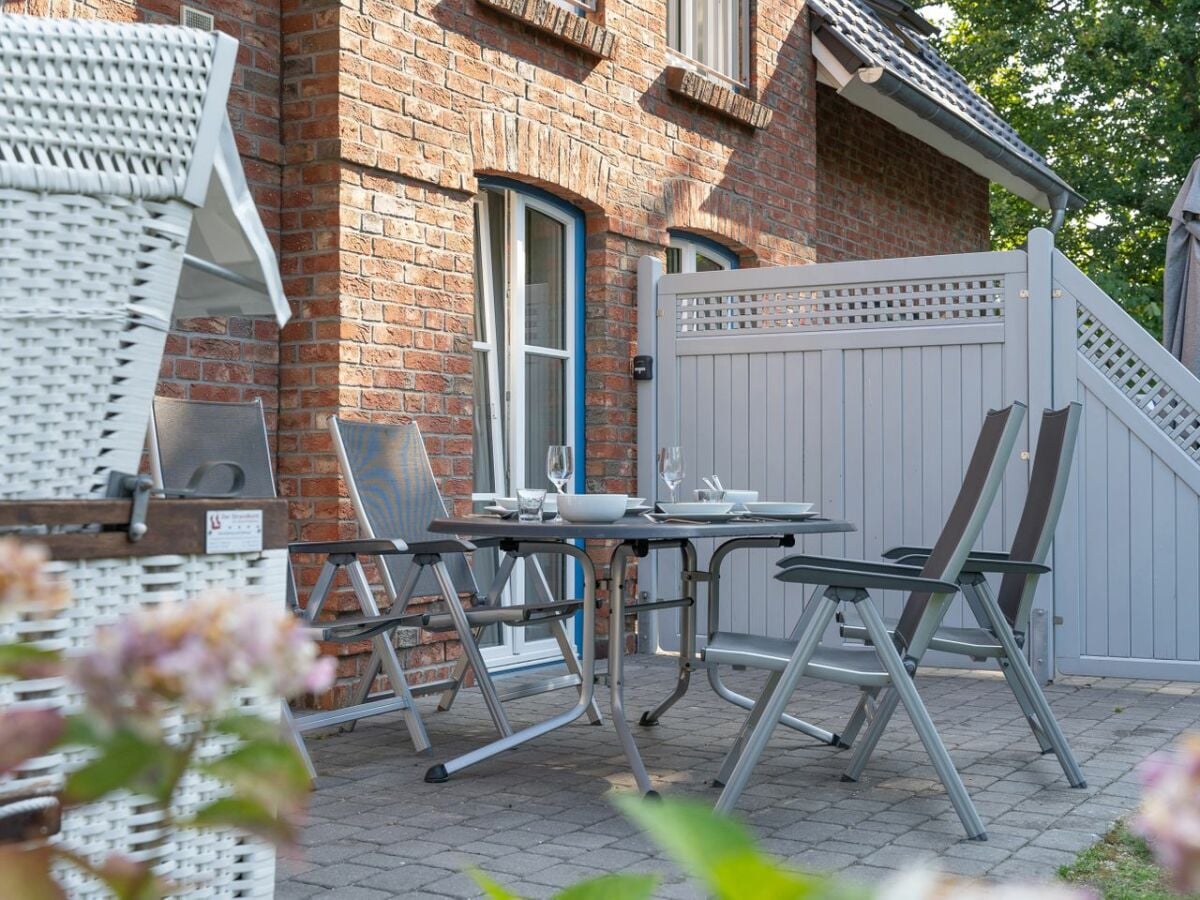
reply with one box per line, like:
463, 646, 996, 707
662, 178, 759, 263
468, 111, 611, 215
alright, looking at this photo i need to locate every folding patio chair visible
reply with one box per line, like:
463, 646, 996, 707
328, 416, 601, 742
149, 397, 438, 775
706, 402, 1026, 840
832, 403, 1085, 788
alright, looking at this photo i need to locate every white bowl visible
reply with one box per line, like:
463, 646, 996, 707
625, 497, 646, 510
557, 493, 627, 523
494, 495, 557, 512
658, 501, 735, 515
744, 502, 814, 515
719, 489, 758, 509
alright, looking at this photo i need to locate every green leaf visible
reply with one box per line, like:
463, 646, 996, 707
0, 644, 61, 680
211, 712, 281, 744
63, 729, 163, 804
468, 869, 525, 900
200, 738, 311, 813
186, 796, 295, 846
0, 845, 66, 900
612, 796, 838, 900
555, 873, 658, 900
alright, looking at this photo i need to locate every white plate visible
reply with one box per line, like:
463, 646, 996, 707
744, 502, 814, 516
658, 501, 735, 515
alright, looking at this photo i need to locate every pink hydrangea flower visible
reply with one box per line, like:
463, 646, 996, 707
74, 591, 335, 728
0, 537, 68, 611
1133, 734, 1200, 893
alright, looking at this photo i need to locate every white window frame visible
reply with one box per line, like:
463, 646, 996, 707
667, 0, 750, 90
668, 234, 738, 274
550, 0, 594, 13
472, 186, 580, 669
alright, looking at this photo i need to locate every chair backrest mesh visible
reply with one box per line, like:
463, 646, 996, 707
331, 418, 477, 599
996, 402, 1082, 627
152, 397, 277, 498
894, 402, 1026, 653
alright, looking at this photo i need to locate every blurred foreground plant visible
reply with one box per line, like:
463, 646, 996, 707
1135, 734, 1200, 894
0, 537, 333, 898
473, 794, 1093, 900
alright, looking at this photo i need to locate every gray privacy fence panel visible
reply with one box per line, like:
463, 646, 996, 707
650, 252, 1033, 662
641, 231, 1200, 679
1051, 247, 1200, 679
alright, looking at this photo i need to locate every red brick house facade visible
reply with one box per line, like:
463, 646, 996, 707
5, 0, 1011, 704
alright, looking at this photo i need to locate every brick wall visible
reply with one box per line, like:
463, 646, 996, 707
6, 0, 991, 704
815, 85, 990, 261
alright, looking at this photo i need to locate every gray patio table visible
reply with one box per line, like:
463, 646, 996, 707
426, 514, 855, 795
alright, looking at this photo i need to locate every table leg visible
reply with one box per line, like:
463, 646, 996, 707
608, 543, 656, 795
424, 541, 597, 783
638, 541, 697, 727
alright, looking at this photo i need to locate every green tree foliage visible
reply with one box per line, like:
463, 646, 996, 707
920, 0, 1200, 336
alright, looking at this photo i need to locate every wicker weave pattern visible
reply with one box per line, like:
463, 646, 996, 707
0, 549, 285, 899
0, 15, 219, 200
0, 191, 190, 497
0, 14, 236, 499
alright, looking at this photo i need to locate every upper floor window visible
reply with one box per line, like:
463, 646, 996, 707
667, 233, 739, 274
667, 0, 749, 90
552, 0, 594, 12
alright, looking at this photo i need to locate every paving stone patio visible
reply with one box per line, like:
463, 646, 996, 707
279, 655, 1200, 898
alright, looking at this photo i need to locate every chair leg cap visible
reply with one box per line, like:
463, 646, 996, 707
711, 779, 724, 789
638, 712, 658, 727
829, 733, 850, 749
424, 764, 449, 784
968, 833, 988, 842
1041, 746, 1057, 755
644, 790, 662, 802
840, 774, 857, 783
1072, 780, 1088, 789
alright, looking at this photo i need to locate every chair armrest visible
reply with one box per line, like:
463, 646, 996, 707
288, 538, 410, 556
776, 564, 959, 596
777, 553, 924, 577
882, 545, 1011, 562
402, 539, 477, 555
895, 554, 1050, 577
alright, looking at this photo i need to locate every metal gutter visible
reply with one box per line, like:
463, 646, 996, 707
860, 66, 1086, 211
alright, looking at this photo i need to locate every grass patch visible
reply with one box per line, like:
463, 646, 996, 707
1058, 823, 1185, 899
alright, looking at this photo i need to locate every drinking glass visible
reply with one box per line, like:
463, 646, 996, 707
546, 445, 573, 522
658, 446, 684, 503
517, 488, 546, 522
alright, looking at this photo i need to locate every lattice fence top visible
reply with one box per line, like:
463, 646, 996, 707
0, 14, 226, 201
1078, 304, 1200, 463
674, 277, 1005, 335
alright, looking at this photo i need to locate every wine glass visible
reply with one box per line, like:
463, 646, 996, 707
658, 446, 684, 504
546, 445, 573, 522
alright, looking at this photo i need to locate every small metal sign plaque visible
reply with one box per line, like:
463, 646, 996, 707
205, 509, 263, 554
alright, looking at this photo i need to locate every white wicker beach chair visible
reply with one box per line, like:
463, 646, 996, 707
0, 14, 287, 501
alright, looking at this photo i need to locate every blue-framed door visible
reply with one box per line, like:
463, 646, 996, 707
472, 179, 586, 669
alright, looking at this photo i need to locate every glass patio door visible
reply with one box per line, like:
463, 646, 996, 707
472, 185, 579, 668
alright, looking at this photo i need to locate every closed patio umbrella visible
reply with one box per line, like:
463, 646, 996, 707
1164, 155, 1200, 376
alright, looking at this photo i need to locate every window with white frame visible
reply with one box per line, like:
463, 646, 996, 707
551, 0, 594, 12
667, 233, 738, 274
667, 0, 749, 89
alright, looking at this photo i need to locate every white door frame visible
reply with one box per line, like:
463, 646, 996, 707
474, 185, 580, 668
